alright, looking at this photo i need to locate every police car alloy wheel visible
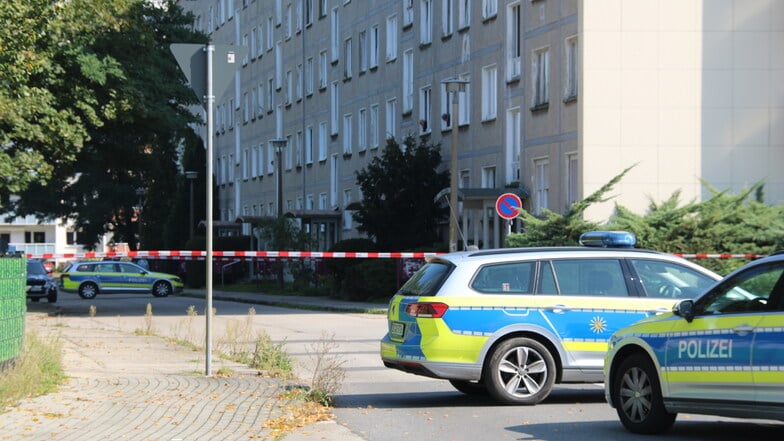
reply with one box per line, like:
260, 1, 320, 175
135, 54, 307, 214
79, 282, 99, 299
152, 281, 172, 297
486, 337, 556, 405
612, 353, 676, 434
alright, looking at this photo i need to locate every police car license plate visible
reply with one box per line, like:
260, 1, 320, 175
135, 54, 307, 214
390, 321, 405, 340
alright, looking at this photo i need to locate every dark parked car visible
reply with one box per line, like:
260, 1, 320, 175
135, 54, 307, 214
27, 259, 58, 303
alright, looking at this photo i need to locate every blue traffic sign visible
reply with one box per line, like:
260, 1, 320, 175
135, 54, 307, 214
495, 193, 523, 220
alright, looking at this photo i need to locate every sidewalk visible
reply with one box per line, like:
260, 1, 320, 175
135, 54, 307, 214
0, 291, 384, 441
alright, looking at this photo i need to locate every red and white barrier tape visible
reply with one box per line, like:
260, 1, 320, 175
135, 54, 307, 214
673, 253, 765, 259
26, 250, 442, 260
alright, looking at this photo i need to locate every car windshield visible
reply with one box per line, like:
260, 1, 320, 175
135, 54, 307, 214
397, 261, 453, 297
27, 261, 47, 276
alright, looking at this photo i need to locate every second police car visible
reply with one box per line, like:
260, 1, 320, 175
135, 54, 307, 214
59, 260, 184, 299
605, 252, 784, 433
380, 231, 722, 404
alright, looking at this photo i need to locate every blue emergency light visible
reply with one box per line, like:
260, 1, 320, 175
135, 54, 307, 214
579, 231, 637, 248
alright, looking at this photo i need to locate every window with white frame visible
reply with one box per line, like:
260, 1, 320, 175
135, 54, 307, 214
319, 193, 327, 210
266, 17, 274, 50
419, 85, 431, 134
305, 125, 313, 164
532, 47, 549, 108
370, 25, 379, 68
403, 49, 414, 112
285, 3, 292, 38
285, 70, 292, 104
250, 27, 257, 58
330, 81, 339, 135
296, 63, 303, 100
257, 144, 265, 175
458, 0, 470, 29
440, 82, 453, 130
483, 0, 497, 19
459, 73, 470, 125
343, 114, 352, 154
442, 0, 453, 36
251, 145, 258, 177
295, 0, 302, 32
566, 153, 578, 209
318, 50, 328, 89
318, 0, 326, 18
250, 88, 257, 120
275, 41, 283, 89
318, 121, 327, 161
460, 169, 470, 189
243, 148, 250, 179
285, 134, 293, 170
267, 77, 275, 112
481, 65, 497, 121
534, 157, 549, 215
386, 98, 397, 139
403, 0, 414, 27
386, 15, 397, 61
420, 0, 432, 45
306, 194, 314, 209
506, 2, 522, 81
370, 104, 379, 148
243, 91, 249, 123
228, 98, 235, 126
564, 36, 578, 100
330, 155, 338, 206
228, 153, 235, 181
331, 7, 339, 62
506, 108, 521, 183
257, 22, 264, 55
344, 38, 352, 79
481, 166, 496, 188
342, 189, 353, 230
295, 131, 303, 167
358, 31, 367, 73
305, 0, 313, 26
305, 57, 314, 95
267, 142, 274, 174
275, 0, 282, 24
358, 108, 367, 151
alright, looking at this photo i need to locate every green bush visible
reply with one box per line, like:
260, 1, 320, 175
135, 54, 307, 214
339, 259, 397, 301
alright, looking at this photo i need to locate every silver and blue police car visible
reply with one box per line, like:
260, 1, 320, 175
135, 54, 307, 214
59, 260, 183, 299
381, 231, 722, 404
605, 252, 784, 433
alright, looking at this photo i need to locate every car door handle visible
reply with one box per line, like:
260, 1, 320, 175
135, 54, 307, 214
733, 324, 754, 336
548, 304, 570, 314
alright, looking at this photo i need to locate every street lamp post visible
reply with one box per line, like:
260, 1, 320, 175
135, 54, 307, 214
441, 78, 469, 252
270, 138, 288, 217
135, 187, 145, 250
185, 171, 198, 241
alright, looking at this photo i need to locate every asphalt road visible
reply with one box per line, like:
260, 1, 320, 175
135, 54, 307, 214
29, 292, 783, 441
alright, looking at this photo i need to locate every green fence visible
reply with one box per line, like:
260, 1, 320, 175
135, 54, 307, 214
0, 256, 25, 370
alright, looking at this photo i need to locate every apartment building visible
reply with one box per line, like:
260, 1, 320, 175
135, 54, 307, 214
178, 0, 783, 250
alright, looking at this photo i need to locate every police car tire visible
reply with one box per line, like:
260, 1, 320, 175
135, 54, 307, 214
613, 353, 676, 434
79, 282, 98, 299
47, 288, 57, 303
449, 380, 488, 396
152, 281, 171, 297
485, 337, 556, 405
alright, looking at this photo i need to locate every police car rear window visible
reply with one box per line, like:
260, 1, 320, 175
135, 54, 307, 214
398, 262, 452, 297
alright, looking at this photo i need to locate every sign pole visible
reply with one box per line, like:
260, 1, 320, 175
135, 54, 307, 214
205, 44, 214, 377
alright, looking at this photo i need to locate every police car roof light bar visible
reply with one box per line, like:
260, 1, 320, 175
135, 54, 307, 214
579, 231, 637, 248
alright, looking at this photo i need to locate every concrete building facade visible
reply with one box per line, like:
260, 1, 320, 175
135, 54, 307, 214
177, 0, 783, 250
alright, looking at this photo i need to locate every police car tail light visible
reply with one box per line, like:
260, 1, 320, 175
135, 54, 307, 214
405, 302, 449, 318
578, 231, 636, 248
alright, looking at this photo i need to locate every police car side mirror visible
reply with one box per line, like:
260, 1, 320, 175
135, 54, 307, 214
673, 299, 695, 323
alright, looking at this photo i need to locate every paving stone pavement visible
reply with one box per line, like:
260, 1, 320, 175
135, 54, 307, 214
0, 312, 300, 441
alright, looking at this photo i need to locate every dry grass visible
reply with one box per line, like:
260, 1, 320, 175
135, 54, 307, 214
0, 332, 66, 412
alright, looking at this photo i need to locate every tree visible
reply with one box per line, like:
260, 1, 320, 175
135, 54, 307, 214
4, 0, 206, 249
354, 135, 449, 250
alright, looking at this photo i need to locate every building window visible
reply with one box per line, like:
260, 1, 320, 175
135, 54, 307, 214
482, 0, 497, 19
251, 145, 258, 177
403, 0, 414, 27
343, 114, 353, 154
442, 0, 453, 37
305, 0, 313, 26
386, 15, 397, 61
285, 70, 293, 104
330, 81, 339, 135
266, 17, 274, 51
532, 47, 550, 109
242, 148, 250, 180
285, 134, 293, 170
459, 73, 470, 125
295, 131, 303, 167
506, 2, 522, 81
420, 0, 432, 45
370, 104, 379, 148
318, 121, 328, 161
266, 143, 274, 174
305, 57, 314, 95
267, 77, 275, 112
534, 158, 549, 215
318, 0, 327, 18
331, 7, 339, 62
566, 153, 578, 209
403, 49, 414, 113
386, 98, 397, 139
458, 0, 470, 30
358, 108, 367, 152
506, 108, 521, 184
275, 41, 283, 89
305, 125, 314, 164
564, 36, 578, 101
482, 166, 496, 188
343, 189, 353, 230
358, 31, 367, 73
419, 85, 432, 134
440, 82, 452, 130
318, 50, 328, 90
285, 3, 292, 38
296, 63, 303, 101
242, 91, 249, 123
370, 25, 380, 68
344, 38, 353, 79
481, 65, 497, 121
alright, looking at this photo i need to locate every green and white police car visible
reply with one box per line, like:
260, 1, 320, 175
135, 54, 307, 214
59, 260, 184, 299
605, 252, 784, 434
